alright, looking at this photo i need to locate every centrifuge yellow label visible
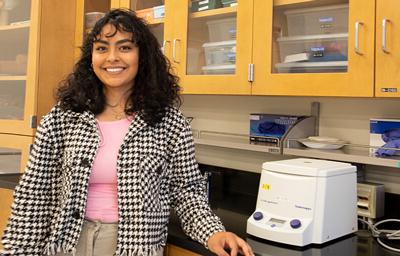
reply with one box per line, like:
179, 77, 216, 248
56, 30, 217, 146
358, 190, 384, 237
262, 184, 270, 190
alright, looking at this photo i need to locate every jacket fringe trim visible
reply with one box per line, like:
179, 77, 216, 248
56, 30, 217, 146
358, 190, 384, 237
42, 242, 163, 256
116, 244, 163, 256
43, 242, 76, 256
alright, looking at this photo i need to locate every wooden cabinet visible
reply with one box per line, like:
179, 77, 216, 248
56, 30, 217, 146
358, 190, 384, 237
252, 0, 375, 97
375, 0, 400, 97
0, 0, 76, 135
0, 0, 75, 242
74, 1, 400, 96
165, 244, 200, 256
0, 188, 13, 250
155, 0, 377, 96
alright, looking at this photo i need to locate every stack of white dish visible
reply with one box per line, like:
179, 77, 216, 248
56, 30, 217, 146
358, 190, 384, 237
298, 136, 347, 149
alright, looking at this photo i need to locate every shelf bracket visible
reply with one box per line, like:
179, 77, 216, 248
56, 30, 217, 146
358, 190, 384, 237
311, 101, 320, 136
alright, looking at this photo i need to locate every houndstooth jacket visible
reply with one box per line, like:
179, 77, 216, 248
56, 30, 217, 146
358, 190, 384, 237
1, 104, 225, 256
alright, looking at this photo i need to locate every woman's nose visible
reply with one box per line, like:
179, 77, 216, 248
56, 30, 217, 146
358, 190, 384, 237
107, 48, 119, 62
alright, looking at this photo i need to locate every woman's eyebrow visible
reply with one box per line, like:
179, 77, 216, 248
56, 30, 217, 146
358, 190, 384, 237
93, 39, 134, 45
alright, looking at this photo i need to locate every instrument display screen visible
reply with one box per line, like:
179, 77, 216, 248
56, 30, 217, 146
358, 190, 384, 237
269, 218, 286, 224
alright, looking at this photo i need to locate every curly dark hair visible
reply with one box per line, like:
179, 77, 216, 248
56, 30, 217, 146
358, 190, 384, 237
57, 8, 181, 125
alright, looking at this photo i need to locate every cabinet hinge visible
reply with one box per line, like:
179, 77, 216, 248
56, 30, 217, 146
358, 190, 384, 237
29, 144, 33, 154
248, 63, 254, 82
30, 115, 37, 128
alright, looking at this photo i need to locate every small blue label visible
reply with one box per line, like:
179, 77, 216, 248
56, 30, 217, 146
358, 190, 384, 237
319, 16, 333, 23
311, 47, 325, 52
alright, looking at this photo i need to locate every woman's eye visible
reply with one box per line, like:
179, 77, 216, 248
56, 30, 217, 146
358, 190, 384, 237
94, 46, 107, 52
120, 45, 132, 51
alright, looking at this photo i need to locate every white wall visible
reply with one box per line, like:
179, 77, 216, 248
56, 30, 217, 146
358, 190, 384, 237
181, 95, 400, 193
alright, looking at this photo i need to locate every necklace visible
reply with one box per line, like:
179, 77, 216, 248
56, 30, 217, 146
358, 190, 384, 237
108, 107, 125, 120
105, 101, 120, 108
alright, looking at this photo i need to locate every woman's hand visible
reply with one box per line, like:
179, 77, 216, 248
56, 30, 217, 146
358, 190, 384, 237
207, 231, 254, 256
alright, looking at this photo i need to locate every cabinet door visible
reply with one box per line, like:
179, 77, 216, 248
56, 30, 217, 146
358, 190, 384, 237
120, 0, 172, 55
170, 0, 253, 95
0, 134, 32, 174
0, 0, 38, 134
0, 188, 13, 250
166, 244, 200, 256
252, 0, 375, 97
375, 0, 400, 97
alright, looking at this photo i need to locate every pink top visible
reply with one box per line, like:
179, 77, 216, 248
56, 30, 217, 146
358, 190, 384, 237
85, 117, 132, 223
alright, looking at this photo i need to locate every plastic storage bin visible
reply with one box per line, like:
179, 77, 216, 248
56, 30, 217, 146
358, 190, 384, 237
285, 4, 349, 36
191, 0, 222, 12
85, 12, 105, 29
276, 33, 348, 63
275, 61, 347, 73
206, 17, 236, 42
203, 40, 236, 66
202, 64, 235, 74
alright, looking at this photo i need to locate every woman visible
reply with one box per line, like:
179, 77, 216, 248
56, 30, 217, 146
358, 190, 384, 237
1, 9, 253, 256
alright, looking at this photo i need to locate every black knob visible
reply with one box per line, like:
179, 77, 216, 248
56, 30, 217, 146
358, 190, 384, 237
72, 210, 81, 219
81, 158, 90, 167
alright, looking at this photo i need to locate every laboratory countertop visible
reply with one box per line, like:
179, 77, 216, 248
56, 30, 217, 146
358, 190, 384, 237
1, 170, 400, 255
168, 208, 400, 256
0, 173, 20, 190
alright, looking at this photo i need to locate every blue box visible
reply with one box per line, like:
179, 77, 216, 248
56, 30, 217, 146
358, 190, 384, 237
250, 114, 305, 145
370, 118, 400, 156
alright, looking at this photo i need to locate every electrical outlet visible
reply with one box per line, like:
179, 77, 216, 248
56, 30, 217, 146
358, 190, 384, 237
357, 182, 385, 219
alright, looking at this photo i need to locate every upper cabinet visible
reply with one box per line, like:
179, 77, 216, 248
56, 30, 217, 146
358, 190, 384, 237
252, 0, 375, 97
168, 1, 253, 94
0, 0, 75, 135
375, 0, 400, 97
165, 0, 377, 96
75, 0, 399, 97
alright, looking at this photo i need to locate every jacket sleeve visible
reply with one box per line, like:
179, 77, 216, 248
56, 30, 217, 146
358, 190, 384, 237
1, 110, 61, 255
169, 121, 225, 247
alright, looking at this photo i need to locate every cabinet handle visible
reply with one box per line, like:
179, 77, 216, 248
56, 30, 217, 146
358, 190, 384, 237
354, 21, 364, 55
162, 40, 171, 55
382, 19, 390, 53
172, 38, 181, 63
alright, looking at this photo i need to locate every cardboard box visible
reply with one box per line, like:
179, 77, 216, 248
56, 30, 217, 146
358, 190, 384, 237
370, 118, 400, 156
250, 114, 304, 145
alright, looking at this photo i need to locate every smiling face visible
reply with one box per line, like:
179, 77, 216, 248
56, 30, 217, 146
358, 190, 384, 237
92, 24, 139, 94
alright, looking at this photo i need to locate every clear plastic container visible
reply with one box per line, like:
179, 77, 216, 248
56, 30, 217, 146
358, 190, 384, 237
206, 17, 237, 42
285, 4, 349, 36
203, 40, 236, 66
85, 12, 105, 30
276, 33, 348, 64
153, 5, 165, 19
202, 64, 235, 75
275, 61, 347, 73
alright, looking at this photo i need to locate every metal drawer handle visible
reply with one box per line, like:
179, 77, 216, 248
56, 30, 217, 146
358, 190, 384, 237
173, 38, 181, 63
382, 19, 390, 53
355, 21, 364, 55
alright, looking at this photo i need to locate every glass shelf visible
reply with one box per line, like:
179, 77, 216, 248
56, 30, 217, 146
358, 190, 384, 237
285, 138, 400, 168
190, 6, 237, 19
0, 22, 30, 31
192, 130, 400, 168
